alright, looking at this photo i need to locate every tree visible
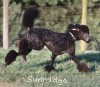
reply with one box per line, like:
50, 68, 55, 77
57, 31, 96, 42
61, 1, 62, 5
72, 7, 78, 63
3, 0, 9, 48
80, 0, 87, 52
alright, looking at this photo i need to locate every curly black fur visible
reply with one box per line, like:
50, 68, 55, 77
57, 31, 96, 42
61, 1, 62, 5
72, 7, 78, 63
22, 6, 39, 28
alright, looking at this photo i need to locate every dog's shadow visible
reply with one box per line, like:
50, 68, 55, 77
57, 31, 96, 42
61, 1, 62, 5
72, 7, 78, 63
77, 52, 100, 72
31, 52, 100, 73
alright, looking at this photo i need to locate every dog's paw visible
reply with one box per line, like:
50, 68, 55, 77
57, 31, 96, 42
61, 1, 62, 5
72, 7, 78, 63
45, 65, 55, 72
4, 50, 18, 67
77, 63, 89, 73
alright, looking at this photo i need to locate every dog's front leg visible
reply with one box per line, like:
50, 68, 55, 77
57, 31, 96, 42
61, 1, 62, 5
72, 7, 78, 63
45, 53, 57, 72
69, 53, 89, 73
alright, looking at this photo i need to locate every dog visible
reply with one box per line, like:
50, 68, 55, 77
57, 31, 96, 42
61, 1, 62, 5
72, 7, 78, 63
4, 7, 91, 73
4, 24, 91, 73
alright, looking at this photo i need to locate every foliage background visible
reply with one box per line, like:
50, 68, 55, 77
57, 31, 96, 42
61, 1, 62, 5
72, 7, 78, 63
0, 0, 100, 50
0, 0, 100, 87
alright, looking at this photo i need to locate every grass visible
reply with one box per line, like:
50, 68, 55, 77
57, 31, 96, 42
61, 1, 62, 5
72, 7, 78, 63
0, 47, 100, 87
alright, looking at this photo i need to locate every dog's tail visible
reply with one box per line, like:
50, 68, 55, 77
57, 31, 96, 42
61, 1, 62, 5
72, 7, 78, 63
22, 6, 39, 28
3, 50, 19, 68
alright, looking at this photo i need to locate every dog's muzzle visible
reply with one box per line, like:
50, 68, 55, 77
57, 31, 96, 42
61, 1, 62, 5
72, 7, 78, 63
83, 33, 91, 43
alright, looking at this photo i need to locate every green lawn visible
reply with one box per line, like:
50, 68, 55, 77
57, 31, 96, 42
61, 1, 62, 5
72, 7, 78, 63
0, 47, 100, 87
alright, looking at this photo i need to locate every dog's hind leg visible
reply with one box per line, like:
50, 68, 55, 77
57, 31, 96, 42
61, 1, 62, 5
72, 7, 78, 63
18, 39, 32, 61
4, 39, 32, 68
45, 53, 57, 72
21, 48, 32, 61
15, 39, 32, 61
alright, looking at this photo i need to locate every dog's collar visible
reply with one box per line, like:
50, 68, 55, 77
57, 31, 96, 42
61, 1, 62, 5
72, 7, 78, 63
69, 32, 76, 41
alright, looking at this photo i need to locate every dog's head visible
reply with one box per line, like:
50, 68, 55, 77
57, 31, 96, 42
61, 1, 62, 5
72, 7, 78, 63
67, 24, 91, 43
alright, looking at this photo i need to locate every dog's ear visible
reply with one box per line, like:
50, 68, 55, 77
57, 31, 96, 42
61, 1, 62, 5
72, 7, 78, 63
67, 24, 75, 30
80, 25, 89, 34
